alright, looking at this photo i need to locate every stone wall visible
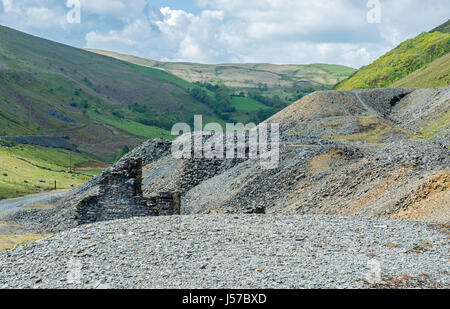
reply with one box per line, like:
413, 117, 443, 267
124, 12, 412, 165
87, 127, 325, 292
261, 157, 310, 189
0, 135, 78, 151
148, 191, 181, 216
75, 156, 181, 225
75, 157, 150, 224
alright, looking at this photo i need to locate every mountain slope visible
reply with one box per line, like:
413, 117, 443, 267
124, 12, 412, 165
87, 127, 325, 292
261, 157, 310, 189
177, 88, 449, 221
86, 49, 356, 102
5, 88, 449, 234
335, 20, 450, 90
0, 25, 220, 161
390, 52, 450, 88
431, 19, 450, 34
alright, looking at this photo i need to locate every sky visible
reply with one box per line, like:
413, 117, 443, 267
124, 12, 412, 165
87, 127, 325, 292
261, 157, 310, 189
0, 0, 448, 68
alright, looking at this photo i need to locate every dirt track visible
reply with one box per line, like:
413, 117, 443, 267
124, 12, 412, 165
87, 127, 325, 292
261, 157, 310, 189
0, 191, 68, 216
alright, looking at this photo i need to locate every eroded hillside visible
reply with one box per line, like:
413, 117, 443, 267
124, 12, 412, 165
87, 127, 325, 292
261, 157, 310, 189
176, 88, 449, 221
4, 88, 449, 234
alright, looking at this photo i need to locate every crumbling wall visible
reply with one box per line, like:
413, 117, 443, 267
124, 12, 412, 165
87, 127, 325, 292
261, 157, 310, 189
75, 157, 152, 224
148, 191, 181, 216
75, 157, 181, 225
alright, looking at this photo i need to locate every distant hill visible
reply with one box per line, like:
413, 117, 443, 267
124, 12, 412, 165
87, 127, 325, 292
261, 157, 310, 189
86, 49, 356, 102
335, 20, 450, 90
0, 26, 356, 163
0, 25, 232, 161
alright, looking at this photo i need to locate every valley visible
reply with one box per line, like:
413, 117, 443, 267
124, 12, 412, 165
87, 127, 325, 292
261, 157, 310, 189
87, 49, 356, 101
0, 87, 448, 289
0, 16, 449, 290
0, 25, 356, 199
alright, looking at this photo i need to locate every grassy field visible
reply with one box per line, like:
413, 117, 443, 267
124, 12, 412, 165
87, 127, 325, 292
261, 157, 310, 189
0, 145, 103, 199
231, 96, 271, 111
335, 28, 450, 90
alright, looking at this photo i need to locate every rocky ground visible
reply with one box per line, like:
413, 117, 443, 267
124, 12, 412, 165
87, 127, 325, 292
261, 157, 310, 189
177, 89, 450, 220
0, 215, 448, 289
0, 88, 448, 289
4, 88, 449, 233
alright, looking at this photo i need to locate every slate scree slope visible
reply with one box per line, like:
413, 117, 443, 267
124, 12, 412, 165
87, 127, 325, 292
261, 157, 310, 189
3, 87, 449, 233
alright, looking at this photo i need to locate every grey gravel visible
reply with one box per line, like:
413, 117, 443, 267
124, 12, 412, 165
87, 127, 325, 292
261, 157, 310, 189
0, 215, 448, 289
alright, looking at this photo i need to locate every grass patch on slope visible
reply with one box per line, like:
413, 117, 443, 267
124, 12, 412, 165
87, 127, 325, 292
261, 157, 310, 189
330, 116, 415, 144
308, 64, 357, 77
6, 145, 93, 169
418, 110, 450, 139
391, 53, 450, 88
0, 145, 101, 199
335, 31, 450, 90
0, 233, 53, 250
431, 19, 450, 34
132, 62, 209, 93
231, 96, 271, 111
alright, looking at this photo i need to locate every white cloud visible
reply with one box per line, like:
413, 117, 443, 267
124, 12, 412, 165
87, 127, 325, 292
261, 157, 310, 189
85, 6, 229, 63
83, 0, 386, 67
2, 0, 20, 13
80, 0, 147, 18
0, 0, 68, 31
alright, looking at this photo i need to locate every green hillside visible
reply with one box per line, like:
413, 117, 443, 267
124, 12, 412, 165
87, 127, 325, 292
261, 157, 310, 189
0, 25, 223, 161
431, 19, 450, 34
390, 52, 450, 88
335, 20, 450, 90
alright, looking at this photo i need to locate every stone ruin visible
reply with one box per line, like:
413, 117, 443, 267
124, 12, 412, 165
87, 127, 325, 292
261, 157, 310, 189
72, 134, 269, 226
75, 157, 180, 225
148, 191, 181, 216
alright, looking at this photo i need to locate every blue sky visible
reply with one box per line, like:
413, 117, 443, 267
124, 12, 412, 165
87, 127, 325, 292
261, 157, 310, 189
0, 0, 448, 68
147, 0, 200, 14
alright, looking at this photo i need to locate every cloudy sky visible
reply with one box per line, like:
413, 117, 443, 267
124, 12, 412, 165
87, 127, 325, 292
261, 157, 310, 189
0, 0, 448, 68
